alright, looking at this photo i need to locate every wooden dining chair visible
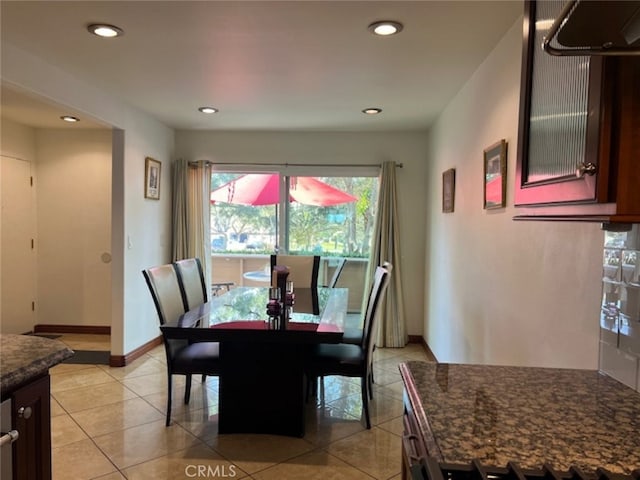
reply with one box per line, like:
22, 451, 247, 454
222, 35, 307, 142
306, 263, 391, 429
270, 254, 320, 289
174, 257, 208, 309
142, 263, 220, 426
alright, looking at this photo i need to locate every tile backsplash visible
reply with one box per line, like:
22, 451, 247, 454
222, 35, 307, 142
600, 224, 640, 392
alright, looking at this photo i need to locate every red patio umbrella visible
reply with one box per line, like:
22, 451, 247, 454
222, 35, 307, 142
210, 174, 357, 206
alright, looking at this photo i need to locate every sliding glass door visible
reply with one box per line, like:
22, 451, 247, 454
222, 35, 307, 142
210, 171, 378, 311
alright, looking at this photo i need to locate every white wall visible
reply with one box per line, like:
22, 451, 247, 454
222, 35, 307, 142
424, 19, 603, 369
2, 43, 175, 356
35, 129, 112, 327
1, 118, 36, 160
0, 119, 37, 333
175, 130, 428, 336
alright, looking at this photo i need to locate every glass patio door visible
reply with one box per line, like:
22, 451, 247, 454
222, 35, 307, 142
210, 171, 378, 310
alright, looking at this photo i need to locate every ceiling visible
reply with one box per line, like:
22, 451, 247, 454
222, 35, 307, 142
1, 1, 523, 131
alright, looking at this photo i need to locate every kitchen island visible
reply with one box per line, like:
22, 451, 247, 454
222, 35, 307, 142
1, 334, 74, 480
399, 361, 640, 478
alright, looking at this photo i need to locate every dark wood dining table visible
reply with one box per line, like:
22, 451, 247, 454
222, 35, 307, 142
160, 286, 348, 437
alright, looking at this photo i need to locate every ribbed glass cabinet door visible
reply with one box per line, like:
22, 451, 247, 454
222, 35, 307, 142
527, 0, 590, 183
515, 0, 606, 206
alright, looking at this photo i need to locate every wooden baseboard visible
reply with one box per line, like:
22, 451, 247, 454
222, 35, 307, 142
109, 336, 162, 367
34, 324, 111, 335
407, 335, 438, 362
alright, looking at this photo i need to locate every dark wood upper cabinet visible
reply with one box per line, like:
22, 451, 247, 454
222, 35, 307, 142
515, 0, 640, 222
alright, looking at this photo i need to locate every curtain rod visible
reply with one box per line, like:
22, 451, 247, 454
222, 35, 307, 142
189, 161, 403, 168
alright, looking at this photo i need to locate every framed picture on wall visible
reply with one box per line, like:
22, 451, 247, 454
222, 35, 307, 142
483, 140, 507, 209
144, 157, 161, 200
442, 168, 455, 213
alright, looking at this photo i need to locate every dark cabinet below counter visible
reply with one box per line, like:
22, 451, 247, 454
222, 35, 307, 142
399, 361, 640, 478
514, 0, 640, 223
10, 375, 52, 480
0, 334, 73, 480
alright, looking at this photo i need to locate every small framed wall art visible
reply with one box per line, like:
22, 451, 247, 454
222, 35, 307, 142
144, 157, 161, 200
483, 140, 507, 209
442, 168, 456, 213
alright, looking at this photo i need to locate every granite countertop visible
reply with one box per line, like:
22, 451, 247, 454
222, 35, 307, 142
399, 361, 640, 475
0, 334, 74, 393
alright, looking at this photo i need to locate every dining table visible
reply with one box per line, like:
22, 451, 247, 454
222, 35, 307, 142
160, 286, 348, 437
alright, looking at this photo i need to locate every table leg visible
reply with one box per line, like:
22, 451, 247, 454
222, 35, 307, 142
218, 342, 308, 437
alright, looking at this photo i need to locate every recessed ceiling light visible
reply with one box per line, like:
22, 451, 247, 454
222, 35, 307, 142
198, 107, 219, 114
87, 24, 124, 38
60, 115, 80, 123
368, 21, 403, 36
362, 108, 382, 115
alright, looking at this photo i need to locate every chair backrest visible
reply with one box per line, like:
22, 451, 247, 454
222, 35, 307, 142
270, 254, 320, 289
174, 258, 207, 309
362, 263, 392, 353
326, 258, 347, 288
142, 264, 188, 325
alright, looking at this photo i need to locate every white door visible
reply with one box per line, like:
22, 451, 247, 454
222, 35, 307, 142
1, 155, 35, 333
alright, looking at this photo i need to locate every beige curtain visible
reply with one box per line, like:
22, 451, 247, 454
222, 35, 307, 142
172, 159, 212, 288
370, 161, 407, 347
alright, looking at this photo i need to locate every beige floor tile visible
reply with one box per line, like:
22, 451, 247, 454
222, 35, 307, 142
49, 362, 97, 376
121, 372, 184, 397
373, 348, 405, 361
71, 397, 165, 437
123, 442, 245, 479
326, 427, 402, 479
313, 376, 362, 405
371, 367, 403, 386
50, 367, 116, 394
206, 433, 314, 474
147, 346, 167, 363
98, 355, 165, 380
142, 380, 217, 418
304, 405, 364, 447
50, 396, 66, 417
377, 416, 404, 437
175, 405, 220, 441
93, 472, 127, 480
374, 357, 407, 375
93, 419, 200, 470
374, 380, 404, 400
53, 381, 138, 413
329, 391, 404, 427
253, 450, 374, 480
51, 414, 89, 449
52, 438, 117, 480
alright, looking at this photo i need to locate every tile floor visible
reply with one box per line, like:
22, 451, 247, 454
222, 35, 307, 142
50, 334, 434, 479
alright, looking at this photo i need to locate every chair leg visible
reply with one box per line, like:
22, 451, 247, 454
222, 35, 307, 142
368, 371, 374, 400
361, 376, 371, 429
184, 374, 192, 404
166, 373, 173, 427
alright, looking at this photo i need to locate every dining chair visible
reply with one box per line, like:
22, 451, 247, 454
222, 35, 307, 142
174, 258, 208, 309
306, 263, 391, 429
270, 254, 320, 289
142, 263, 220, 426
341, 261, 393, 346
